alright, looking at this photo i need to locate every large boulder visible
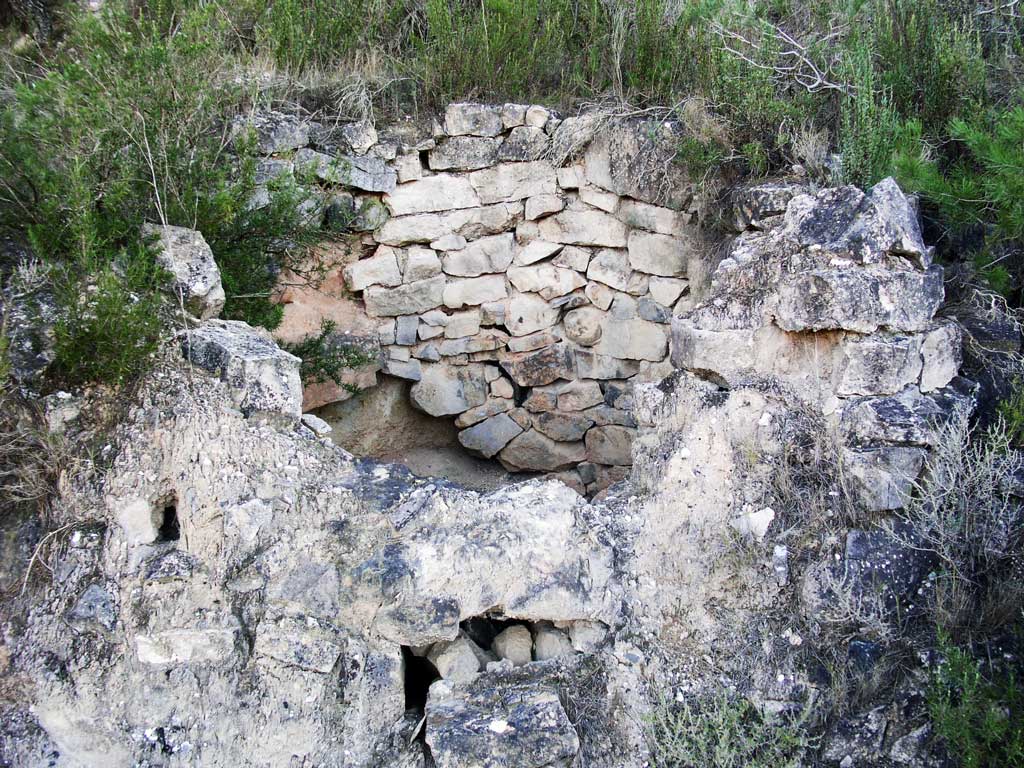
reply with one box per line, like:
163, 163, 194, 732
182, 319, 302, 419
144, 223, 225, 320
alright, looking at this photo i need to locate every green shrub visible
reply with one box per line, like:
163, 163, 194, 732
281, 319, 374, 388
645, 692, 810, 768
0, 1, 326, 385
838, 40, 899, 187
929, 638, 1024, 768
895, 107, 1024, 243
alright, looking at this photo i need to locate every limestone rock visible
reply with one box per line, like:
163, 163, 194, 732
457, 413, 524, 458
444, 103, 504, 137
410, 363, 489, 416
344, 246, 403, 291
782, 177, 930, 266
501, 103, 527, 128
394, 153, 423, 183
585, 281, 615, 310
504, 293, 561, 337
575, 350, 640, 379
143, 223, 225, 320
442, 233, 515, 276
775, 267, 944, 334
444, 311, 483, 339
507, 329, 562, 353
730, 181, 806, 231
498, 127, 549, 162
454, 397, 515, 428
617, 199, 686, 235
427, 636, 483, 683
514, 240, 564, 266
384, 175, 480, 216
376, 203, 523, 246
470, 161, 558, 204
500, 429, 586, 471
492, 625, 533, 666
294, 148, 396, 193
439, 330, 508, 356
233, 110, 309, 153
532, 626, 574, 661
836, 334, 924, 396
583, 119, 690, 208
429, 136, 501, 171
183, 319, 302, 419
364, 276, 445, 317
593, 318, 667, 361
648, 277, 688, 307
586, 249, 642, 292
627, 231, 688, 277
525, 194, 564, 221
552, 245, 591, 272
501, 343, 574, 387
843, 447, 927, 512
585, 425, 634, 465
508, 265, 586, 300
563, 307, 605, 346
538, 210, 628, 247
533, 411, 594, 442
425, 681, 580, 768
920, 322, 961, 392
444, 275, 509, 309
579, 186, 620, 213
404, 246, 443, 282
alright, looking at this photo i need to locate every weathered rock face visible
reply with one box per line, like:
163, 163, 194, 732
2, 166, 968, 768
143, 223, 226, 319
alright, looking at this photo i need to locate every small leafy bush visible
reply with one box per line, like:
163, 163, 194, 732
645, 692, 810, 768
281, 319, 374, 388
929, 638, 1024, 768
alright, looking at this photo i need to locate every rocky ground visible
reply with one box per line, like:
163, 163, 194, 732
0, 104, 1007, 768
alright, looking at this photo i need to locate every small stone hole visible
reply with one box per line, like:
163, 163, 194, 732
157, 502, 180, 542
402, 646, 440, 713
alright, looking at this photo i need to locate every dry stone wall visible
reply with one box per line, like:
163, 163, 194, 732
246, 103, 700, 494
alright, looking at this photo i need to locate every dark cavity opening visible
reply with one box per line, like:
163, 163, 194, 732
157, 501, 180, 542
402, 645, 440, 713
459, 614, 531, 652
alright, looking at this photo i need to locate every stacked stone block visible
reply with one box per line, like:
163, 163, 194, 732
244, 103, 697, 494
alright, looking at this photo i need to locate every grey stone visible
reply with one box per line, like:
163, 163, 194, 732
454, 398, 515, 428
514, 240, 564, 266
538, 210, 628, 247
586, 248, 637, 291
583, 404, 636, 427
183, 320, 302, 419
410, 364, 489, 416
730, 181, 806, 231
593, 318, 667, 361
470, 161, 558, 204
429, 136, 501, 171
425, 680, 579, 768
501, 343, 574, 387
499, 430, 585, 471
458, 413, 524, 458
293, 148, 396, 193
492, 625, 532, 666
557, 380, 604, 411
383, 175, 481, 216
143, 224, 225, 320
395, 316, 419, 345
443, 275, 508, 309
403, 246, 443, 282
585, 425, 634, 465
66, 583, 117, 631
498, 127, 550, 162
843, 447, 927, 512
920, 322, 961, 392
442, 233, 515, 276
836, 334, 924, 396
444, 103, 504, 137
638, 297, 671, 323
300, 413, 333, 437
232, 110, 309, 153
584, 119, 690, 208
552, 245, 591, 272
775, 266, 944, 334
364, 276, 445, 317
782, 177, 930, 266
563, 307, 605, 346
532, 411, 593, 442
617, 199, 687, 235
382, 357, 423, 381
376, 203, 524, 245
